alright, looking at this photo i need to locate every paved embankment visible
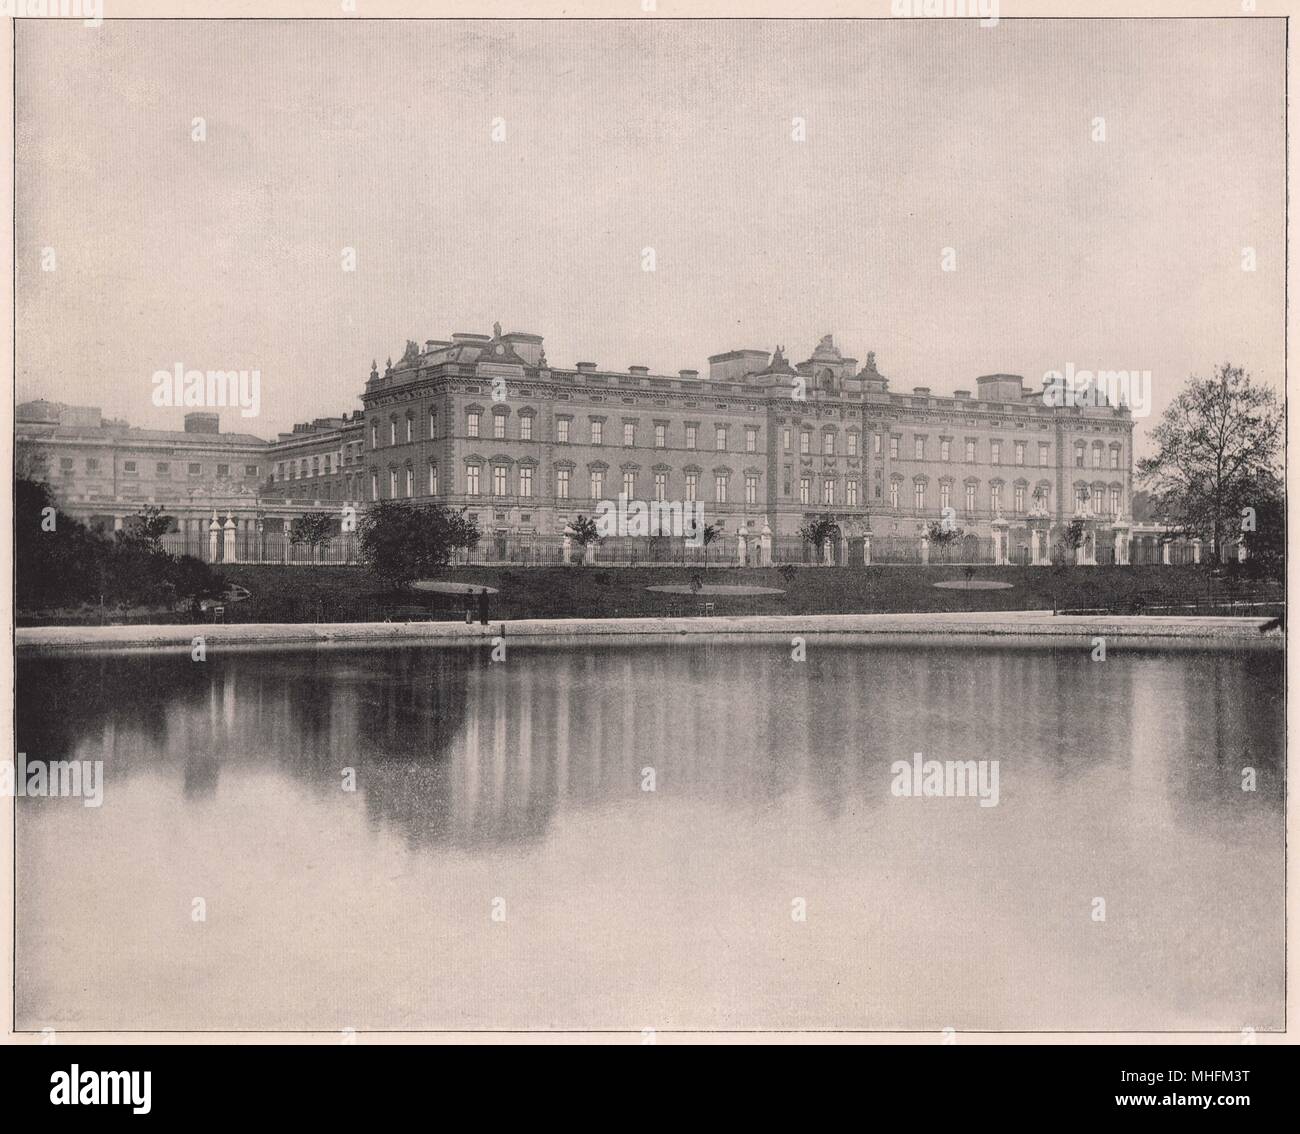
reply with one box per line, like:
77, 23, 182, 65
15, 610, 1281, 654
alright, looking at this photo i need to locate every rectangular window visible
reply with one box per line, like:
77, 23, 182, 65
991, 442, 1001, 465
965, 483, 976, 513
406, 467, 414, 497
799, 477, 810, 505
217, 464, 230, 477
745, 475, 758, 505
370, 470, 379, 500
1110, 448, 1119, 470
590, 470, 604, 499
746, 427, 757, 453
246, 465, 258, 477
406, 417, 413, 443
557, 419, 570, 444
519, 467, 533, 497
655, 424, 666, 448
123, 461, 137, 475
914, 482, 924, 510
494, 415, 506, 440
1014, 485, 1024, 513
873, 433, 882, 455
685, 472, 698, 501
914, 437, 924, 460
430, 464, 438, 495
467, 412, 480, 439
556, 468, 570, 499
493, 466, 507, 496
889, 481, 899, 508
389, 468, 398, 498
1075, 445, 1086, 468
940, 439, 951, 462
429, 407, 437, 438
623, 471, 636, 497
889, 436, 899, 460
1015, 441, 1025, 466
371, 420, 379, 448
1092, 446, 1102, 469
1110, 486, 1121, 514
466, 466, 480, 495
991, 484, 1002, 513
940, 483, 951, 511
846, 480, 858, 506
624, 422, 636, 447
187, 463, 200, 476
1039, 442, 1050, 466
520, 415, 533, 441
801, 432, 811, 455
715, 474, 727, 503
715, 425, 726, 451
324, 456, 332, 475
822, 479, 834, 505
848, 433, 859, 456
686, 425, 697, 449
389, 421, 397, 446
156, 462, 169, 474
965, 440, 976, 462
591, 421, 603, 445
654, 472, 667, 501
783, 428, 791, 451
824, 434, 835, 456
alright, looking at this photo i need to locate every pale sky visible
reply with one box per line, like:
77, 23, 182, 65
15, 18, 1285, 455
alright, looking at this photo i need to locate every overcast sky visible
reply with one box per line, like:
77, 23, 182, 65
15, 18, 1285, 453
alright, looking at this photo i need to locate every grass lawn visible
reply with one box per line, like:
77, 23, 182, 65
195, 563, 1279, 624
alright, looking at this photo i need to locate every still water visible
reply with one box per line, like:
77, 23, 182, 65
15, 637, 1284, 1032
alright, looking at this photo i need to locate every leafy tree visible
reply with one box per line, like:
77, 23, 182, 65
117, 505, 173, 551
1138, 363, 1282, 561
289, 512, 335, 563
565, 514, 601, 564
1238, 471, 1284, 580
358, 500, 480, 590
926, 519, 963, 545
700, 522, 723, 569
797, 514, 840, 563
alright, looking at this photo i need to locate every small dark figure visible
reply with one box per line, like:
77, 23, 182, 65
190, 595, 203, 623
478, 588, 489, 626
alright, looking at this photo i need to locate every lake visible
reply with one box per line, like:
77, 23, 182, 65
14, 636, 1284, 1033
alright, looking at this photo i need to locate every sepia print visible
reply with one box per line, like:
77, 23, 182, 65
6, 9, 1288, 1044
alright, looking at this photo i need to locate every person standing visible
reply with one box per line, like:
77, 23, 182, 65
478, 587, 490, 626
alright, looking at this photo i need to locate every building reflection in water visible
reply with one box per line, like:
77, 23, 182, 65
15, 639, 1284, 852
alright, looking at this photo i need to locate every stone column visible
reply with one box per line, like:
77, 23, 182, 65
759, 522, 773, 568
822, 539, 834, 566
208, 512, 220, 563
862, 530, 872, 566
1192, 539, 1202, 565
736, 532, 747, 566
839, 534, 849, 568
1113, 519, 1131, 566
1161, 540, 1171, 566
583, 542, 595, 566
990, 516, 1010, 566
919, 533, 930, 566
223, 512, 237, 564
562, 534, 573, 565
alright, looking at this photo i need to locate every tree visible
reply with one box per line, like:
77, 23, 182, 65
289, 512, 335, 563
117, 505, 172, 551
1138, 363, 1282, 561
926, 519, 963, 545
565, 514, 601, 564
358, 500, 480, 590
1238, 471, 1284, 580
797, 514, 840, 564
699, 522, 723, 569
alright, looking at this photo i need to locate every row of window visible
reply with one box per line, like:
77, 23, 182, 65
60, 458, 259, 477
880, 435, 1122, 469
865, 480, 1124, 515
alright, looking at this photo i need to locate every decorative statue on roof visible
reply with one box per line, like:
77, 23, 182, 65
538, 349, 548, 367
493, 321, 503, 339
867, 351, 876, 370
369, 360, 379, 382
773, 345, 787, 364
401, 340, 420, 364
818, 333, 835, 351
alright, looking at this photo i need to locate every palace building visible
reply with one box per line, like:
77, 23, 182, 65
17, 324, 1137, 565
